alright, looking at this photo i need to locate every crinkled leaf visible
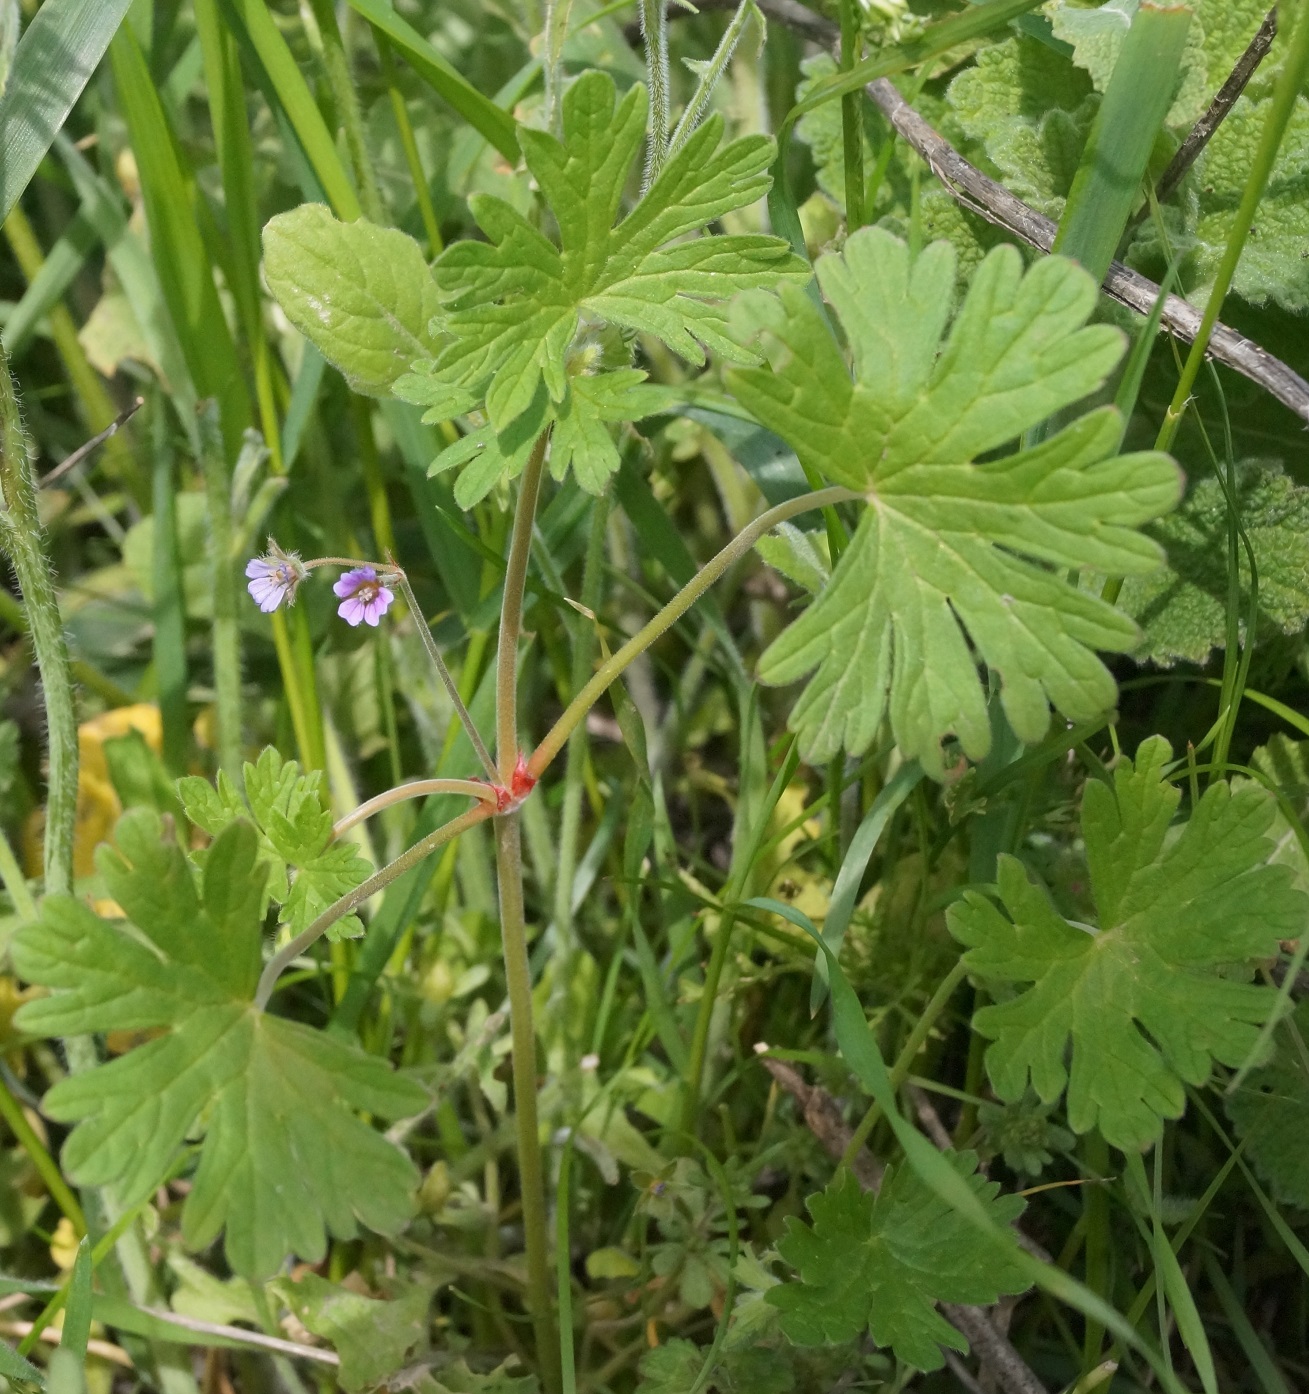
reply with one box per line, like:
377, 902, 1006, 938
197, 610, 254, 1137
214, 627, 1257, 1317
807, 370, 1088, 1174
11, 811, 424, 1278
284, 843, 374, 942
948, 737, 1306, 1150
1249, 734, 1309, 893
272, 1274, 432, 1393
263, 204, 443, 395
1118, 461, 1309, 666
730, 228, 1179, 774
1226, 1000, 1309, 1211
402, 68, 806, 495
769, 1156, 1027, 1369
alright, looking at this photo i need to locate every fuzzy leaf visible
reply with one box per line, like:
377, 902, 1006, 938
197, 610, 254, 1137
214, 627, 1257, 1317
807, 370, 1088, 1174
729, 228, 1180, 774
11, 812, 425, 1278
263, 204, 443, 395
179, 747, 371, 939
769, 1156, 1027, 1369
1226, 1000, 1309, 1211
400, 68, 806, 495
948, 737, 1306, 1150
1118, 462, 1309, 666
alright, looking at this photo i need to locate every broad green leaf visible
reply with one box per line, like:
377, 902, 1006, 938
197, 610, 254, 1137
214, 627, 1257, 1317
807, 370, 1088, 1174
272, 1275, 431, 1394
180, 747, 372, 940
0, 0, 134, 223
730, 228, 1180, 774
399, 69, 806, 496
769, 1156, 1028, 1369
11, 812, 425, 1278
948, 737, 1307, 1150
1227, 1000, 1309, 1211
263, 205, 444, 397
1117, 462, 1309, 666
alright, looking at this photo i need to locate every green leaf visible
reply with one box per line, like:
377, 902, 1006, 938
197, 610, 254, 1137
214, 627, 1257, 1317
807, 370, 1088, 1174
417, 1360, 539, 1394
11, 812, 424, 1278
729, 228, 1180, 774
1227, 1000, 1309, 1211
1118, 462, 1309, 666
0, 0, 134, 223
405, 69, 806, 494
948, 737, 1307, 1150
272, 1275, 431, 1394
263, 205, 444, 397
769, 1157, 1028, 1369
636, 1339, 703, 1393
180, 748, 371, 938
62, 1235, 92, 1359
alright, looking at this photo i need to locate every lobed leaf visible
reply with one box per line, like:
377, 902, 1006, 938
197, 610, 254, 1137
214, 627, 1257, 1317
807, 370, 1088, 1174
730, 228, 1181, 774
12, 812, 424, 1278
948, 737, 1307, 1150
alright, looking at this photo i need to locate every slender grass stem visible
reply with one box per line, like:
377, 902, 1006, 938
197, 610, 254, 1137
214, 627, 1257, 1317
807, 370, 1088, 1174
1156, 0, 1309, 452
306, 0, 384, 224
253, 804, 491, 1009
0, 1073, 86, 1237
375, 32, 443, 253
497, 436, 549, 780
332, 778, 498, 838
200, 404, 243, 783
0, 342, 78, 899
528, 487, 858, 780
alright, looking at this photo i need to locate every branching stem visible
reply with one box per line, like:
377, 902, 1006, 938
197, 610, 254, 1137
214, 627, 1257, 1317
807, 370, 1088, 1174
332, 778, 498, 838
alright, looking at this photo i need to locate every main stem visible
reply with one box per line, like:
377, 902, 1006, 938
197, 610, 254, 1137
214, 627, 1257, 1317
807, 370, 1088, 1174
490, 433, 558, 1389
0, 342, 78, 898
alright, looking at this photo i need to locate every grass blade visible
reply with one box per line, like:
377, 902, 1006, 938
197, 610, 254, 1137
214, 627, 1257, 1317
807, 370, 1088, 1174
1053, 3, 1192, 284
347, 0, 519, 161
0, 0, 134, 222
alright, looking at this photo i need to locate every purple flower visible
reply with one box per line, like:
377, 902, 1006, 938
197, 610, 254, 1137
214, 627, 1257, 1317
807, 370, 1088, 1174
333, 566, 395, 627
245, 542, 305, 612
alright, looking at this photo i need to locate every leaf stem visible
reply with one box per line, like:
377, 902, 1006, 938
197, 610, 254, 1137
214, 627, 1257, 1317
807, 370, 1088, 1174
528, 486, 858, 781
1155, 0, 1309, 453
332, 778, 498, 838
639, 0, 672, 186
0, 341, 78, 897
494, 811, 561, 1393
253, 804, 491, 1009
497, 434, 549, 780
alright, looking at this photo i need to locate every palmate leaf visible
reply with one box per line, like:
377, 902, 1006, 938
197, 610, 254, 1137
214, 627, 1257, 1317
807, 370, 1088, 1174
1227, 1000, 1309, 1211
769, 1156, 1028, 1370
947, 738, 1307, 1151
394, 68, 807, 499
729, 228, 1180, 774
12, 811, 426, 1279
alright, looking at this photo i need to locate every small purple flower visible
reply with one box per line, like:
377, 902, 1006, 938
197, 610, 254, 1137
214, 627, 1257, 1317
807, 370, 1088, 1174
334, 566, 395, 627
245, 542, 305, 613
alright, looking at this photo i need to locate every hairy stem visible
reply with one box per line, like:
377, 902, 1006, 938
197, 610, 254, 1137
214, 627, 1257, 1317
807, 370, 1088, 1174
1156, 0, 1309, 452
497, 435, 549, 780
200, 404, 243, 784
333, 778, 498, 838
253, 805, 490, 1009
0, 342, 78, 898
528, 486, 858, 779
495, 813, 561, 1393
639, 0, 672, 186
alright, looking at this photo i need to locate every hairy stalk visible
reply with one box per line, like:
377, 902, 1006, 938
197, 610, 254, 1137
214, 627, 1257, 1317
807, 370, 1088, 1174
495, 813, 561, 1393
333, 778, 498, 838
1156, 0, 1309, 452
543, 0, 575, 134
0, 342, 78, 898
669, 0, 759, 157
497, 435, 549, 779
199, 405, 243, 784
254, 804, 491, 1010
528, 486, 858, 779
486, 429, 557, 1387
305, 0, 384, 224
639, 0, 672, 186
